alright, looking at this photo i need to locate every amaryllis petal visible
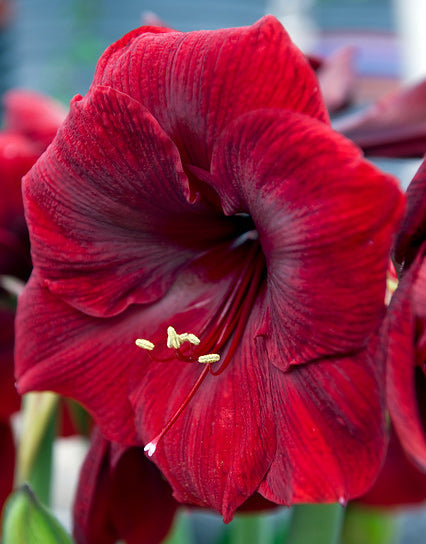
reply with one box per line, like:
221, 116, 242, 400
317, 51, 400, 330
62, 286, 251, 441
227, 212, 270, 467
93, 15, 329, 168
15, 274, 138, 443
395, 157, 426, 267
24, 85, 240, 317
73, 428, 177, 544
258, 337, 386, 505
208, 109, 404, 370
359, 427, 426, 507
2, 89, 67, 152
386, 253, 426, 471
129, 287, 275, 521
334, 79, 426, 158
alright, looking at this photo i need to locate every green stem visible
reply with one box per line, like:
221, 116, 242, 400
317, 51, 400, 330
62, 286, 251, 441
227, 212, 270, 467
16, 392, 59, 506
229, 514, 275, 544
286, 503, 345, 544
27, 412, 56, 506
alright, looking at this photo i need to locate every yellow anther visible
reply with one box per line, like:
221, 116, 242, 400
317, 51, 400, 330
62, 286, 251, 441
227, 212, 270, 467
198, 353, 220, 364
135, 338, 155, 351
179, 333, 201, 346
385, 276, 399, 306
167, 326, 182, 349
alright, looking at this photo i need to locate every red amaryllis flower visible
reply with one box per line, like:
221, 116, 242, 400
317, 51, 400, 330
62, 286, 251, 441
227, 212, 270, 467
15, 16, 405, 520
73, 427, 178, 544
334, 79, 426, 158
386, 158, 426, 471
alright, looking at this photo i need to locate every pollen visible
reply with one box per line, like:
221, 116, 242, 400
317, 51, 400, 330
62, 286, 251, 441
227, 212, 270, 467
135, 338, 155, 351
167, 326, 201, 348
198, 353, 220, 364
181, 333, 201, 345
167, 326, 181, 349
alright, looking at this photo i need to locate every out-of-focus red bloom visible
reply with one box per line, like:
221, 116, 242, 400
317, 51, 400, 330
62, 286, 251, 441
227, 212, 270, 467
15, 16, 405, 521
73, 427, 178, 544
308, 46, 356, 114
0, 90, 67, 281
386, 158, 426, 471
334, 79, 426, 158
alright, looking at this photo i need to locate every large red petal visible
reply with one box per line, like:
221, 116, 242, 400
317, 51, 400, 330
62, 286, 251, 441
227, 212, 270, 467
258, 337, 387, 505
129, 289, 276, 522
23, 85, 238, 317
15, 274, 138, 444
387, 252, 426, 471
209, 109, 404, 370
395, 157, 426, 267
359, 427, 426, 507
93, 16, 328, 168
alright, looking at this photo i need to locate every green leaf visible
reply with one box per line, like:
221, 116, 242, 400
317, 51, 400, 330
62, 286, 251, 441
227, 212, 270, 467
341, 505, 398, 544
286, 503, 345, 544
2, 485, 75, 544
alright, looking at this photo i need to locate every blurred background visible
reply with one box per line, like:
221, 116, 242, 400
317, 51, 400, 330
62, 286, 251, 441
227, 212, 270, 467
0, 1, 425, 543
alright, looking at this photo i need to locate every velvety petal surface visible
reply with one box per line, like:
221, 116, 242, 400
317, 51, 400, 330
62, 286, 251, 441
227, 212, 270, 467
16, 274, 139, 443
129, 284, 276, 522
359, 427, 426, 507
386, 253, 426, 471
23, 85, 241, 317
395, 157, 426, 267
334, 79, 426, 158
208, 109, 405, 370
3, 89, 67, 152
93, 15, 329, 168
258, 335, 387, 505
73, 427, 177, 544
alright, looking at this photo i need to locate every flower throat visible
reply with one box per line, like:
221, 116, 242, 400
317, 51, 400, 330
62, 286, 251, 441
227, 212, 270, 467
136, 241, 265, 456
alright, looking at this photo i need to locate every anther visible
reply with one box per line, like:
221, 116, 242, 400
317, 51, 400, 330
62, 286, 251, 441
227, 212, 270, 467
198, 353, 220, 364
181, 333, 200, 345
167, 326, 181, 349
135, 338, 155, 351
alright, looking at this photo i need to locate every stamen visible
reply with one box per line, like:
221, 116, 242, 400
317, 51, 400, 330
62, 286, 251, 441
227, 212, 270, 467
166, 326, 181, 349
135, 338, 155, 351
198, 353, 220, 363
180, 333, 201, 345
